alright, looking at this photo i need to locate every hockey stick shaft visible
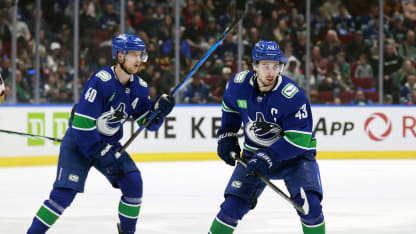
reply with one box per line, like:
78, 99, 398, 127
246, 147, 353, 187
116, 0, 247, 158
0, 129, 62, 142
232, 153, 309, 215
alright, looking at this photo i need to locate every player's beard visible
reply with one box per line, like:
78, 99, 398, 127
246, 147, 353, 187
258, 75, 276, 91
121, 61, 139, 75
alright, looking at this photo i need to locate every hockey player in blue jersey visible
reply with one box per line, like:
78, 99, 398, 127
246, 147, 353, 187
27, 34, 175, 234
208, 41, 325, 234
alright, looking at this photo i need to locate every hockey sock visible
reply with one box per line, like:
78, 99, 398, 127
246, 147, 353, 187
302, 221, 325, 234
209, 215, 236, 234
27, 188, 76, 234
118, 172, 143, 234
209, 196, 250, 234
118, 196, 141, 233
294, 191, 325, 234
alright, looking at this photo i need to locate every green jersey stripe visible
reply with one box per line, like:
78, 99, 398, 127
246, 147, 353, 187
284, 131, 316, 150
222, 101, 239, 114
72, 113, 96, 130
243, 143, 258, 152
136, 111, 149, 127
118, 200, 141, 218
36, 205, 60, 226
209, 217, 235, 234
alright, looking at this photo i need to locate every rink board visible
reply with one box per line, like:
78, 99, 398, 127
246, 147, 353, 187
0, 105, 415, 167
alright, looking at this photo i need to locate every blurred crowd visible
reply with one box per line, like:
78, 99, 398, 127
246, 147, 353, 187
0, 0, 416, 105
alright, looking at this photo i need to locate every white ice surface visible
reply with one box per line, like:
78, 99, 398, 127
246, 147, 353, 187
1, 160, 415, 233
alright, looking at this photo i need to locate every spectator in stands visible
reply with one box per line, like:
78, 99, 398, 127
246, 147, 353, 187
182, 76, 212, 104
390, 12, 407, 44
333, 96, 341, 105
403, 0, 416, 23
384, 0, 402, 22
383, 94, 393, 104
205, 16, 220, 42
311, 7, 332, 41
318, 75, 336, 93
393, 59, 416, 89
15, 69, 32, 103
0, 56, 10, 81
272, 18, 290, 44
44, 73, 60, 103
183, 13, 205, 51
398, 30, 416, 61
282, 56, 305, 90
6, 10, 31, 41
364, 19, 391, 61
0, 12, 11, 45
354, 53, 374, 78
400, 74, 416, 104
350, 88, 374, 105
162, 27, 192, 68
406, 90, 416, 105
336, 51, 351, 79
319, 29, 341, 62
290, 14, 307, 44
322, 0, 341, 16
212, 66, 233, 103
215, 35, 238, 61
79, 0, 98, 32
332, 4, 355, 35
384, 43, 403, 100
331, 63, 353, 92
98, 2, 119, 30
345, 30, 370, 63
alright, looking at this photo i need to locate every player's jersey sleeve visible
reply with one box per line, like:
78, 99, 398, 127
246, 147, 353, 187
130, 76, 163, 131
70, 72, 112, 158
130, 77, 153, 127
220, 72, 246, 132
269, 92, 316, 160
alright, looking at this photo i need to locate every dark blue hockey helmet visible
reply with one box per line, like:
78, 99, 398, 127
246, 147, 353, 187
252, 41, 287, 65
112, 34, 148, 62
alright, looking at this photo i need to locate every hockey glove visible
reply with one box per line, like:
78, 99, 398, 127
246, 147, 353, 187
217, 128, 241, 166
246, 148, 275, 177
93, 143, 123, 177
153, 94, 175, 119
147, 94, 175, 130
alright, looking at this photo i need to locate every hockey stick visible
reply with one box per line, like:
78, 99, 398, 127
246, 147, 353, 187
115, 0, 247, 158
231, 152, 310, 215
0, 129, 62, 142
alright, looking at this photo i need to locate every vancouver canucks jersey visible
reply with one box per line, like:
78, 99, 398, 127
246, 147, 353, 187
221, 70, 316, 161
69, 66, 153, 158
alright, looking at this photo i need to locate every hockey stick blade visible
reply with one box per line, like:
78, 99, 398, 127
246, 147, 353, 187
231, 152, 309, 215
0, 129, 62, 142
116, 1, 247, 158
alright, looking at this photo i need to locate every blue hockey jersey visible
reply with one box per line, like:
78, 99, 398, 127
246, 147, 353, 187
69, 66, 155, 158
221, 70, 316, 161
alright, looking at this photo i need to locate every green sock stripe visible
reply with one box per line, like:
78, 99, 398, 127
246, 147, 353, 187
36, 205, 60, 227
118, 200, 141, 219
302, 221, 325, 234
209, 217, 235, 234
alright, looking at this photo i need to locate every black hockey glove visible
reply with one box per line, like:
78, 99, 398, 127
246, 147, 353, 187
246, 148, 275, 177
216, 128, 241, 166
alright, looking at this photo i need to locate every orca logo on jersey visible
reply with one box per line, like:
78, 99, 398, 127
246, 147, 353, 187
246, 112, 282, 147
97, 103, 128, 136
